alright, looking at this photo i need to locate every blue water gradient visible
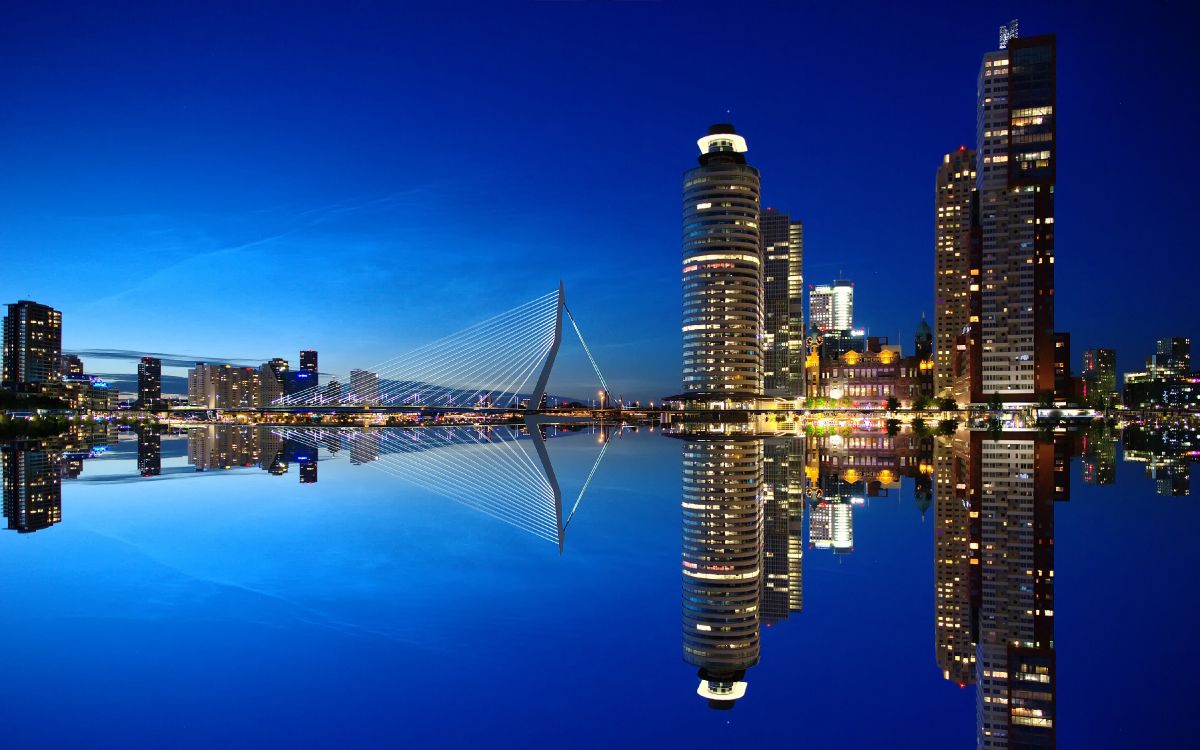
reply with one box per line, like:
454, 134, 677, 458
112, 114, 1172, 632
0, 429, 1193, 747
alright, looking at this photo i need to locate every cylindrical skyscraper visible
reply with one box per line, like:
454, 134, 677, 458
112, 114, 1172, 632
681, 438, 763, 709
681, 124, 762, 405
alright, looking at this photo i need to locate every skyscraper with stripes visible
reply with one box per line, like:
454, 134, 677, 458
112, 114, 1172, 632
681, 124, 763, 405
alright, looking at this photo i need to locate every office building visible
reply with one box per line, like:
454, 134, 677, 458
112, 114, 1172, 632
809, 280, 853, 333
300, 350, 318, 374
762, 437, 804, 624
680, 124, 763, 405
1081, 348, 1117, 409
933, 147, 978, 399
933, 434, 980, 687
137, 356, 162, 408
681, 438, 763, 708
761, 208, 804, 398
2, 300, 62, 391
975, 24, 1057, 402
1124, 337, 1198, 411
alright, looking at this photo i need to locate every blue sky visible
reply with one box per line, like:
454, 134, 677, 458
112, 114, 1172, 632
1, 1, 1196, 400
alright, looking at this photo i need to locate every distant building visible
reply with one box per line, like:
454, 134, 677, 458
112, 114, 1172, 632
300, 350, 318, 374
1148, 337, 1190, 376
680, 123, 762, 406
260, 357, 289, 405
62, 354, 84, 377
2, 300, 63, 391
350, 369, 380, 404
761, 209, 804, 399
137, 356, 162, 408
283, 369, 316, 397
1123, 338, 1198, 411
809, 280, 853, 332
806, 326, 930, 408
1052, 332, 1078, 404
188, 363, 261, 409
1081, 348, 1117, 409
934, 147, 978, 399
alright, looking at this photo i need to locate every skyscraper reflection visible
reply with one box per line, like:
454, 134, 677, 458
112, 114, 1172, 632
681, 437, 763, 709
2, 442, 63, 533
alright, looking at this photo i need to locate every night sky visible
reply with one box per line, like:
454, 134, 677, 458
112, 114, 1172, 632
1, 1, 1195, 401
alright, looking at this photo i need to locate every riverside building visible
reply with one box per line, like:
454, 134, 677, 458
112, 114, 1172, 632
680, 124, 763, 408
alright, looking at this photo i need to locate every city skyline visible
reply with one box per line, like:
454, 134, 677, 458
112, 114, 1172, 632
2, 3, 1195, 401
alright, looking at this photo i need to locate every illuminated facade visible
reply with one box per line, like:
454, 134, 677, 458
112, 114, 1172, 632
761, 209, 804, 398
1081, 348, 1116, 409
681, 124, 763, 403
933, 433, 979, 687
681, 438, 763, 708
934, 147, 977, 400
762, 437, 804, 623
976, 28, 1057, 401
137, 429, 162, 477
187, 363, 262, 409
809, 280, 853, 333
975, 433, 1056, 748
300, 349, 318, 374
2, 300, 63, 391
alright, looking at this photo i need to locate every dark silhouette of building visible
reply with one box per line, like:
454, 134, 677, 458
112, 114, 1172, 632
137, 429, 162, 477
300, 349, 318, 374
138, 356, 162, 408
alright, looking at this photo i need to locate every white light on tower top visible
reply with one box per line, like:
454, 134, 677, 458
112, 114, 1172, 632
999, 18, 1019, 49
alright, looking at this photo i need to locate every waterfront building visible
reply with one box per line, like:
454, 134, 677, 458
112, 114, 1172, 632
761, 208, 804, 399
975, 25, 1058, 402
2, 300, 62, 391
1081, 424, 1117, 485
934, 147, 978, 399
300, 349, 318, 374
1123, 338, 1198, 411
809, 280, 853, 333
1081, 348, 1117, 409
805, 327, 930, 408
138, 356, 162, 408
681, 438, 763, 708
680, 124, 763, 406
187, 363, 261, 409
2, 444, 62, 533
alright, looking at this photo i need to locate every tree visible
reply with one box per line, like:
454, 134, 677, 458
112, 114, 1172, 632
986, 394, 1004, 411
937, 418, 960, 436
885, 418, 902, 436
1037, 390, 1056, 407
937, 397, 958, 412
912, 417, 930, 437
912, 394, 932, 411
885, 396, 900, 412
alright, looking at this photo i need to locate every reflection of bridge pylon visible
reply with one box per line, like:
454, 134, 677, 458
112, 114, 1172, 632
273, 418, 612, 551
273, 283, 609, 411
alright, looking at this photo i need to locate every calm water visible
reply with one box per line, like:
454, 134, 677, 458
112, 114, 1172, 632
0, 422, 1194, 748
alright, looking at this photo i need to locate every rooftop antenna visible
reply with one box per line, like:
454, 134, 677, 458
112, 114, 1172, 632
999, 18, 1019, 49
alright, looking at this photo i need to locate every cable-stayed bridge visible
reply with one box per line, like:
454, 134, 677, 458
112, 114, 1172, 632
270, 284, 609, 411
273, 418, 612, 550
